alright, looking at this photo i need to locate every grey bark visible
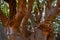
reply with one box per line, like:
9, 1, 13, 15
0, 25, 8, 40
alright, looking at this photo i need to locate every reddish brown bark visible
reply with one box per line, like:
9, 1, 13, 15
0, 0, 60, 40
46, 0, 53, 9
37, 0, 60, 40
0, 10, 8, 27
9, 0, 16, 20
10, 0, 27, 33
34, 7, 40, 23
20, 0, 34, 38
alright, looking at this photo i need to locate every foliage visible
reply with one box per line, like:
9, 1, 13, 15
53, 15, 60, 33
0, 1, 9, 18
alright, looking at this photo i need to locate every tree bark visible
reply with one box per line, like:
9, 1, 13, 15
10, 0, 26, 31
9, 0, 16, 20
20, 0, 34, 38
0, 10, 8, 27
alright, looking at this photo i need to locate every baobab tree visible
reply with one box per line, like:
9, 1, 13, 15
0, 0, 60, 40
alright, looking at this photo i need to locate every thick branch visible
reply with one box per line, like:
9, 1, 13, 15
9, 0, 16, 20
21, 0, 34, 27
37, 0, 60, 32
46, 0, 53, 9
34, 7, 40, 23
20, 0, 34, 37
45, 0, 60, 22
11, 0, 26, 32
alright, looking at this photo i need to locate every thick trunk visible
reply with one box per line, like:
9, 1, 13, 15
9, 0, 16, 20
0, 0, 60, 40
10, 0, 26, 33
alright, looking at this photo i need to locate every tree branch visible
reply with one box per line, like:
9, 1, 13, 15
34, 7, 40, 23
20, 0, 34, 37
0, 10, 9, 27
37, 0, 60, 32
9, 0, 16, 20
10, 0, 26, 32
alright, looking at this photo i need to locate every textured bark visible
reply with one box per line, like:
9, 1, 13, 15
8, 0, 17, 30
37, 0, 60, 40
0, 25, 8, 40
45, 0, 53, 19
0, 10, 8, 27
0, 0, 60, 40
10, 0, 26, 32
4, 0, 16, 20
45, 0, 52, 19
34, 7, 40, 23
9, 0, 16, 20
46, 0, 53, 9
21, 0, 34, 27
37, 0, 42, 21
45, 5, 60, 22
20, 0, 34, 38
